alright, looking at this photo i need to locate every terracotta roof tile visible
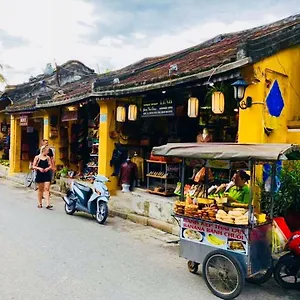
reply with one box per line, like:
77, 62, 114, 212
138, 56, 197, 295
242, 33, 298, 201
94, 14, 300, 91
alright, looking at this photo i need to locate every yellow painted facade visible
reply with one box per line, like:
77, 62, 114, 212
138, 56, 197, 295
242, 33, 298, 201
7, 46, 300, 195
239, 45, 300, 144
9, 108, 63, 174
97, 99, 117, 195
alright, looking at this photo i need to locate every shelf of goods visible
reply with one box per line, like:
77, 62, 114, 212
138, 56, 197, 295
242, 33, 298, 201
87, 141, 99, 174
146, 160, 180, 196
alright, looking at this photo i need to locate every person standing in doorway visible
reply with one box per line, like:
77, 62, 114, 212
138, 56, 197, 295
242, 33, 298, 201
32, 145, 53, 209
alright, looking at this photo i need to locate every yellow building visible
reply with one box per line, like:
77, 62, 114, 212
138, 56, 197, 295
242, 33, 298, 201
3, 60, 98, 175
5, 14, 300, 199
91, 14, 300, 194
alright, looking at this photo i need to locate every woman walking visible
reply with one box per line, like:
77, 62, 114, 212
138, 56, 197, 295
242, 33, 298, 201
32, 145, 53, 209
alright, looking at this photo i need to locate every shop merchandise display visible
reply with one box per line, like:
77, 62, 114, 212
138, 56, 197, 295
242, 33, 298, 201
173, 165, 263, 226
146, 160, 180, 196
119, 158, 138, 191
131, 153, 144, 185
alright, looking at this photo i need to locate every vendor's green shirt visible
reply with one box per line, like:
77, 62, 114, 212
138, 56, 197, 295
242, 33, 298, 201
228, 185, 250, 204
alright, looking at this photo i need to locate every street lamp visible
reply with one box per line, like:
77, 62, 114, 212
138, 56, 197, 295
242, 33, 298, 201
232, 78, 252, 110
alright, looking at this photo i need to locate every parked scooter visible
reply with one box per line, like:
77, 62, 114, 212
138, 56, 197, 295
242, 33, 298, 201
63, 175, 110, 224
274, 232, 300, 289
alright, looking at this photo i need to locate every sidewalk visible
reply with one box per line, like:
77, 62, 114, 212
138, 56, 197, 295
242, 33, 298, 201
0, 166, 180, 237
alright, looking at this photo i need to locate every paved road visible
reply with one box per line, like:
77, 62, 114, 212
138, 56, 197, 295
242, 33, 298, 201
0, 178, 299, 300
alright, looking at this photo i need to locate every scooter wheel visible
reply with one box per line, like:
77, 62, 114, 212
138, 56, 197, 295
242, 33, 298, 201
65, 203, 76, 215
274, 258, 300, 289
96, 202, 108, 224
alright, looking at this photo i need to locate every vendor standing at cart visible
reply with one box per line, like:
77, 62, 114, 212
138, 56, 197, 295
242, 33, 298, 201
225, 170, 250, 204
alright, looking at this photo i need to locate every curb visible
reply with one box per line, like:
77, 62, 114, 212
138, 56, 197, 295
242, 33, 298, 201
2, 175, 179, 237
49, 186, 179, 236
110, 210, 179, 236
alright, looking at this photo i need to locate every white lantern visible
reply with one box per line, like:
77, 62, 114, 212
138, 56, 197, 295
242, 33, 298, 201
116, 106, 126, 122
212, 91, 225, 114
188, 97, 199, 118
128, 104, 137, 121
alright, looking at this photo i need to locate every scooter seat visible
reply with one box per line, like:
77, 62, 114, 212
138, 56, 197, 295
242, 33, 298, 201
74, 182, 93, 199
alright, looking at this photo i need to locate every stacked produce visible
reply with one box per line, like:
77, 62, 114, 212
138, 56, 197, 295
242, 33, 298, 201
196, 203, 218, 221
184, 204, 198, 217
216, 208, 248, 225
174, 201, 186, 215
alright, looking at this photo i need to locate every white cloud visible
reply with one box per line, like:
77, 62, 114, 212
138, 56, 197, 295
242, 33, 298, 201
0, 0, 297, 90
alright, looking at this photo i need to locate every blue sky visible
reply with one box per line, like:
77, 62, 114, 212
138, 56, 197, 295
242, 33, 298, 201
0, 0, 299, 86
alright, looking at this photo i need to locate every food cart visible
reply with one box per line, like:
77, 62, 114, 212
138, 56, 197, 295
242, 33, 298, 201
152, 143, 300, 299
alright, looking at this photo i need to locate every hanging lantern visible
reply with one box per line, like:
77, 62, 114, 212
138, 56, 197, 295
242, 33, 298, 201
116, 106, 126, 122
187, 97, 199, 118
212, 91, 225, 114
128, 104, 137, 121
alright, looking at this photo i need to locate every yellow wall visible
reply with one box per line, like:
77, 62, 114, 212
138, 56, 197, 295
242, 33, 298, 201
239, 46, 300, 144
9, 108, 62, 174
9, 115, 21, 174
97, 99, 118, 194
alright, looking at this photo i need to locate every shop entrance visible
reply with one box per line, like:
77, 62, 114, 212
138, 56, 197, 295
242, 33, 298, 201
20, 117, 42, 171
113, 84, 239, 196
59, 100, 100, 179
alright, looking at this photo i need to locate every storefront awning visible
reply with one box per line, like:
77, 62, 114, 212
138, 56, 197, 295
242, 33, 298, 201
152, 143, 300, 161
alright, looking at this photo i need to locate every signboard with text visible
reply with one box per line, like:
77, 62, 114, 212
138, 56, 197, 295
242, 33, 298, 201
20, 115, 28, 127
141, 98, 175, 117
61, 110, 78, 122
181, 218, 249, 255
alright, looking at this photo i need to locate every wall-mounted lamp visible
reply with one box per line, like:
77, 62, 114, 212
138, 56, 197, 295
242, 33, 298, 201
232, 78, 252, 110
116, 106, 126, 122
187, 97, 199, 118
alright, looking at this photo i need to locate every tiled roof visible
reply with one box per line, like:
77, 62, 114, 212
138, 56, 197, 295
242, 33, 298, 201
4, 61, 96, 112
93, 14, 300, 94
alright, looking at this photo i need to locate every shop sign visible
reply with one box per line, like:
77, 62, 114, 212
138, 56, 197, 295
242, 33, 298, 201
20, 115, 28, 126
61, 110, 78, 122
141, 98, 175, 117
180, 218, 249, 255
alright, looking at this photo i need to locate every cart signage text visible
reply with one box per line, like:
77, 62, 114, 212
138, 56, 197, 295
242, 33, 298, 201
181, 218, 249, 255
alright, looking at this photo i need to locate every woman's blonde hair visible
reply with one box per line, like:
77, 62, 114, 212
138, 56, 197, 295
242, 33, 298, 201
40, 145, 48, 154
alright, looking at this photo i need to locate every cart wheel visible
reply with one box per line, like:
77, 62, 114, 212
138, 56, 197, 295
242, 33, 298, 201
187, 261, 199, 274
246, 268, 273, 285
202, 250, 244, 300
